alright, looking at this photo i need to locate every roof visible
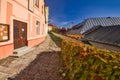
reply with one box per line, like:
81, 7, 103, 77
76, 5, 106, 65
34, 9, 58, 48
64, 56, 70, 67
80, 17, 120, 34
68, 17, 120, 34
48, 24, 56, 28
83, 25, 101, 35
67, 21, 85, 34
83, 25, 120, 46
67, 29, 80, 34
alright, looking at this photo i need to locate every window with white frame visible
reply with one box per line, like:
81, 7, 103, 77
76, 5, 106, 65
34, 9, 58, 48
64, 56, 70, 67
35, 0, 39, 7
42, 24, 44, 34
36, 21, 40, 35
28, 0, 34, 12
0, 0, 1, 15
42, 5, 44, 14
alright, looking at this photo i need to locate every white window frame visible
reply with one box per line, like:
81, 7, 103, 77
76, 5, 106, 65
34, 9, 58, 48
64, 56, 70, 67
28, 0, 34, 12
36, 21, 40, 35
34, 0, 39, 8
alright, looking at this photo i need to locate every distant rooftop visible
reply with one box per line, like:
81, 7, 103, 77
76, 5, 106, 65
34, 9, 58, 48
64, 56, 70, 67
68, 17, 120, 34
80, 17, 120, 34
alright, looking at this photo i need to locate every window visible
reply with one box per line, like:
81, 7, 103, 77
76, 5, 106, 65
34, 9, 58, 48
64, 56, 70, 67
36, 21, 40, 35
28, 0, 34, 12
42, 5, 45, 15
0, 0, 1, 15
0, 24, 9, 42
35, 0, 39, 7
42, 24, 44, 34
42, 5, 44, 14
14, 22, 19, 39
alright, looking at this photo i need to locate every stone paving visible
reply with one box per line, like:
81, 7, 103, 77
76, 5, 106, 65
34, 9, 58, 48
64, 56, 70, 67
0, 34, 62, 80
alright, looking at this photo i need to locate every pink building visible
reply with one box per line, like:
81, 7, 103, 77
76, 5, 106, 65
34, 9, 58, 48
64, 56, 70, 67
0, 0, 48, 59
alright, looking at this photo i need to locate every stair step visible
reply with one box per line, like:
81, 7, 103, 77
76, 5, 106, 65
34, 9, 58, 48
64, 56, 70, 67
11, 46, 36, 58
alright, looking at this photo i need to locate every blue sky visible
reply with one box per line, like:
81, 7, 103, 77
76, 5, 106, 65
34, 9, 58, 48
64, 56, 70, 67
46, 0, 120, 28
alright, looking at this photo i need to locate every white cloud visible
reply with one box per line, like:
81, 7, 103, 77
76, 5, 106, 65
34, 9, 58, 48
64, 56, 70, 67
61, 22, 69, 25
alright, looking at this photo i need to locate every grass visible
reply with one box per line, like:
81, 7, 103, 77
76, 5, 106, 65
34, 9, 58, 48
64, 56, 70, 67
49, 32, 63, 47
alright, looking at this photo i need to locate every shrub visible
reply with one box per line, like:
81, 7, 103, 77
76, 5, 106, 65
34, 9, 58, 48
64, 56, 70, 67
67, 34, 82, 39
61, 39, 120, 80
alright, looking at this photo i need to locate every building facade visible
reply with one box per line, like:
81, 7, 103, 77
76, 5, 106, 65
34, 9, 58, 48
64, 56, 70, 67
0, 0, 47, 59
45, 6, 49, 34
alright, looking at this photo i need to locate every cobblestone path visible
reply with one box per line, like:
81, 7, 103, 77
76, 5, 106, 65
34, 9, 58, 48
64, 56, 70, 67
0, 34, 64, 80
11, 34, 64, 80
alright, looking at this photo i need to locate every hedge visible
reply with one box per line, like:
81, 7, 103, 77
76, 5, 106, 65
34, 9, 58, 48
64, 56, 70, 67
67, 34, 82, 39
61, 39, 120, 80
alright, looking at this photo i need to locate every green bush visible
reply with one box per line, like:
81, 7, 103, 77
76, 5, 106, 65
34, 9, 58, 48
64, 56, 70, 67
61, 40, 120, 80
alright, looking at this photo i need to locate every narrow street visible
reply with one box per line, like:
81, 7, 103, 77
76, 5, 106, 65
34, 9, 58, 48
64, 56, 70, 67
1, 0, 120, 80
0, 33, 65, 80
11, 33, 64, 80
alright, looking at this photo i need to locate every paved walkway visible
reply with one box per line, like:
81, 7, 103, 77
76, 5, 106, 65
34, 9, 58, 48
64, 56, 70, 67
0, 36, 60, 80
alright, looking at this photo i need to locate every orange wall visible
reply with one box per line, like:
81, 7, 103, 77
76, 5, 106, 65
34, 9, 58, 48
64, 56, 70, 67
0, 2, 13, 59
0, 0, 47, 59
28, 36, 46, 47
0, 0, 1, 15
0, 44, 13, 59
6, 2, 12, 24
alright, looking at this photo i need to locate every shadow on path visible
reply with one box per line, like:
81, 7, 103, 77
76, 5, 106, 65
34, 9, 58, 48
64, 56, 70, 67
9, 51, 64, 80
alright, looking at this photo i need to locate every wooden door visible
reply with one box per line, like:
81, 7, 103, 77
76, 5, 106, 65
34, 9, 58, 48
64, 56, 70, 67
14, 20, 27, 49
